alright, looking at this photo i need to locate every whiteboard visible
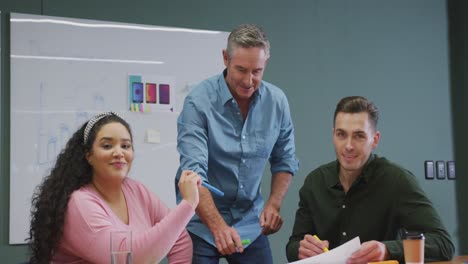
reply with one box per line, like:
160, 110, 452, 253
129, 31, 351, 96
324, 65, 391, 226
9, 12, 228, 244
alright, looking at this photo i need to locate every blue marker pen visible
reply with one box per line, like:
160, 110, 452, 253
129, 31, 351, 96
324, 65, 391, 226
201, 181, 224, 197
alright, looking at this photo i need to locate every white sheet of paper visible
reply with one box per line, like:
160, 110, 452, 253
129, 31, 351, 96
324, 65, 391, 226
287, 236, 361, 264
145, 129, 161, 144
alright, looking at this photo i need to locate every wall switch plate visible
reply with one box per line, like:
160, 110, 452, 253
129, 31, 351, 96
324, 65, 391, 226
424, 160, 434, 180
436, 160, 446, 179
447, 161, 456, 180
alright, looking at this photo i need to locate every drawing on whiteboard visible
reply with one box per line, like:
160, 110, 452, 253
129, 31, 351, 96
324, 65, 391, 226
36, 83, 107, 165
36, 83, 71, 165
93, 93, 105, 110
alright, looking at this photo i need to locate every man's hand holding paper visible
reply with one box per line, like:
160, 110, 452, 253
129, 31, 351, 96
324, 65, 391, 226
346, 240, 389, 264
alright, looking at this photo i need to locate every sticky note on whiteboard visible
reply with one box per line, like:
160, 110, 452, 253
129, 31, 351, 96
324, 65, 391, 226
146, 129, 160, 143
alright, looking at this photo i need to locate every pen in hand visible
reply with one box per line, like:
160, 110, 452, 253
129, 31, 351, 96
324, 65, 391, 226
313, 235, 329, 252
201, 181, 224, 196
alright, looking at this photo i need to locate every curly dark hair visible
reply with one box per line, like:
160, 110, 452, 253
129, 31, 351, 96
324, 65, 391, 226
28, 113, 132, 263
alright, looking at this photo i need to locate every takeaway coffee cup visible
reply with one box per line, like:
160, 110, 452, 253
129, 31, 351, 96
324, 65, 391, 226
403, 231, 425, 264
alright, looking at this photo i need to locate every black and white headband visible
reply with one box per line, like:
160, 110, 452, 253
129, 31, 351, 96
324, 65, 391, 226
83, 111, 123, 144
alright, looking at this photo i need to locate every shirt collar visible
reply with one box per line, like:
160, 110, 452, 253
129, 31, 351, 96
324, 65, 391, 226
219, 69, 233, 104
360, 153, 377, 181
327, 153, 377, 189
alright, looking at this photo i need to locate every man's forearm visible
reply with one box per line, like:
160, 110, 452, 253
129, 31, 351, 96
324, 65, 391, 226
267, 171, 292, 209
196, 187, 226, 231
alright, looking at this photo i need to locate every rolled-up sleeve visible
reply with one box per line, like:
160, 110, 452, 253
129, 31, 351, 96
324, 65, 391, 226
270, 95, 299, 176
177, 95, 209, 180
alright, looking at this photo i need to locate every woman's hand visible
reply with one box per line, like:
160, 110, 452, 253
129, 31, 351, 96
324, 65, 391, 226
178, 170, 201, 209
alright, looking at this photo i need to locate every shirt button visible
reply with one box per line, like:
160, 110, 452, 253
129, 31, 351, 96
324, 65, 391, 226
242, 159, 245, 163
342, 232, 347, 236
242, 135, 245, 139
240, 185, 244, 189
342, 204, 346, 209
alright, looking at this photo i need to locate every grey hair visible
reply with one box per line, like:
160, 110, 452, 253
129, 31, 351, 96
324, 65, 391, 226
226, 24, 270, 60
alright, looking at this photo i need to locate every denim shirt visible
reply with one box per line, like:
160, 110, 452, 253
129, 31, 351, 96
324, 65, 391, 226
175, 70, 299, 247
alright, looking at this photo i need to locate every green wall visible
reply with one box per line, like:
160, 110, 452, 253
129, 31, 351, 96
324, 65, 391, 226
1, 0, 466, 263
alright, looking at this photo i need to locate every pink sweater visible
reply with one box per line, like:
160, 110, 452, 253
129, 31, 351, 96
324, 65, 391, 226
52, 178, 194, 264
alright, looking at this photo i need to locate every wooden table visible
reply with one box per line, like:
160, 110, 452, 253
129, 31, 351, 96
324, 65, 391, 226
430, 256, 468, 263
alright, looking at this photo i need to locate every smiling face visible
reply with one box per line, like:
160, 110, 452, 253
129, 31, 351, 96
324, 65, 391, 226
333, 112, 380, 176
223, 46, 268, 104
86, 122, 134, 182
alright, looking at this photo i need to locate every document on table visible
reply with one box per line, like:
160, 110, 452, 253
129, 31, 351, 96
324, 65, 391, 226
287, 236, 361, 264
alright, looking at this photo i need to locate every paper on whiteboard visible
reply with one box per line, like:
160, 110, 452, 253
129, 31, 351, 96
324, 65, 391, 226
288, 236, 361, 264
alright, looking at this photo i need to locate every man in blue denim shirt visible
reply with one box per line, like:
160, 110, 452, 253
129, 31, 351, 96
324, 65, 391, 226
175, 24, 299, 263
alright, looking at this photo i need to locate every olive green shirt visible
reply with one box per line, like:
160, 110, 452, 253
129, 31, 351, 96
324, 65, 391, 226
286, 154, 454, 262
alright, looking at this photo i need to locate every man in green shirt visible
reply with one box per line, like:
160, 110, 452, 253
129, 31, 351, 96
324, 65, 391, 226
286, 96, 454, 263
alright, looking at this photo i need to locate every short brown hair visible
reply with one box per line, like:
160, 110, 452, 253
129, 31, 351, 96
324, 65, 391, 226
334, 96, 379, 130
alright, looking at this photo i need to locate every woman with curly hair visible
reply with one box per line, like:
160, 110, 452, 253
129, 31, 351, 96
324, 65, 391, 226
29, 112, 200, 263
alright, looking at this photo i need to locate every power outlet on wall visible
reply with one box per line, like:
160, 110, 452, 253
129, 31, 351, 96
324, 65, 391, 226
447, 161, 456, 180
424, 160, 434, 180
436, 161, 446, 179
425, 160, 456, 180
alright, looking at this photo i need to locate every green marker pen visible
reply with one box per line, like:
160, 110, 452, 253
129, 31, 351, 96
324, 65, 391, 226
241, 239, 251, 246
